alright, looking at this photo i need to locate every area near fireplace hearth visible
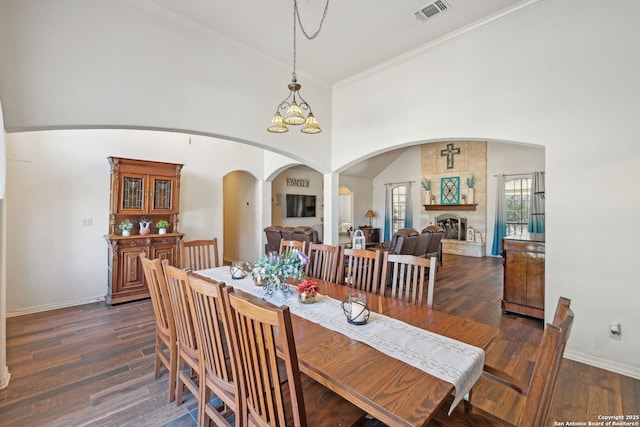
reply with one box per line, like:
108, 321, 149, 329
421, 141, 487, 257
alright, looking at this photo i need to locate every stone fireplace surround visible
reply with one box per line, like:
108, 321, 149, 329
421, 141, 487, 258
435, 213, 485, 257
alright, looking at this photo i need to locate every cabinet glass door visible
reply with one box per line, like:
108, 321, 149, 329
121, 175, 146, 212
151, 177, 174, 211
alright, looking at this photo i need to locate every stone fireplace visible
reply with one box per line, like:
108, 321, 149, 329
437, 214, 467, 240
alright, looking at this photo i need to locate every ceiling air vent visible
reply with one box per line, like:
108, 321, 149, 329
414, 0, 450, 23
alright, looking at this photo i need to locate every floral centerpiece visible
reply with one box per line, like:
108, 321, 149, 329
296, 279, 319, 304
249, 249, 309, 294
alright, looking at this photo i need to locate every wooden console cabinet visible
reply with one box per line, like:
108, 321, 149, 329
501, 233, 545, 319
104, 157, 184, 304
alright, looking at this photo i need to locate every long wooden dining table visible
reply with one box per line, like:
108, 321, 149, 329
195, 268, 498, 427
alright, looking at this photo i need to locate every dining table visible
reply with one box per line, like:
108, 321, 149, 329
195, 266, 498, 427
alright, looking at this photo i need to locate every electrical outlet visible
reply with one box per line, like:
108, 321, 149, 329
609, 322, 621, 340
81, 217, 92, 226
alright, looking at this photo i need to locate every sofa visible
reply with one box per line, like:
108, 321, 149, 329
263, 225, 320, 254
421, 226, 445, 266
388, 228, 431, 257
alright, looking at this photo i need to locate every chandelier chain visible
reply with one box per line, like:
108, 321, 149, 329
294, 0, 330, 40
292, 0, 330, 81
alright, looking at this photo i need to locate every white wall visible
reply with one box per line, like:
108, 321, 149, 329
223, 171, 259, 264
4, 129, 274, 315
333, 0, 640, 376
0, 0, 333, 171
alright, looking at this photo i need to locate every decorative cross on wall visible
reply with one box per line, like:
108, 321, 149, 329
440, 143, 461, 169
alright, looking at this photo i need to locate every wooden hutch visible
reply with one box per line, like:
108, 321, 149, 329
104, 157, 184, 304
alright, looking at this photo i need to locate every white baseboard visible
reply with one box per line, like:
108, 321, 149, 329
7, 295, 105, 318
564, 349, 640, 380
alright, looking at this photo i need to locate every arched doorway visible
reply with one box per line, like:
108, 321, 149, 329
223, 170, 260, 264
338, 186, 354, 245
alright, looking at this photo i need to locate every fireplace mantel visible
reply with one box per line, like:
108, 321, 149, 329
423, 204, 477, 211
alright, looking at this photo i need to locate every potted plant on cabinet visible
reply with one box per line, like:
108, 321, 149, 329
119, 219, 133, 236
155, 219, 170, 234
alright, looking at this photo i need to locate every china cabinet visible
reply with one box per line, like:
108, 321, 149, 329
104, 157, 184, 304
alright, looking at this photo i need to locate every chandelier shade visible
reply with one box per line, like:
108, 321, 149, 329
267, 112, 288, 133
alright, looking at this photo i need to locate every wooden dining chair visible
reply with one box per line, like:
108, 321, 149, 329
223, 288, 367, 427
187, 274, 240, 427
429, 297, 574, 427
139, 253, 178, 402
180, 237, 220, 271
338, 248, 383, 294
278, 239, 307, 255
381, 253, 437, 307
306, 243, 341, 283
162, 261, 201, 406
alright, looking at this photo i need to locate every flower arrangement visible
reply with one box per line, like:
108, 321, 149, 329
155, 220, 169, 229
249, 249, 309, 287
421, 177, 431, 191
296, 278, 318, 303
118, 219, 133, 231
467, 175, 476, 189
296, 279, 318, 295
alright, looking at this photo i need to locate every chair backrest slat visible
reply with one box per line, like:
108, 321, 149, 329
225, 290, 307, 426
187, 274, 239, 424
381, 253, 436, 306
163, 262, 199, 355
140, 253, 175, 335
181, 238, 220, 271
338, 248, 382, 294
278, 239, 307, 256
306, 243, 341, 283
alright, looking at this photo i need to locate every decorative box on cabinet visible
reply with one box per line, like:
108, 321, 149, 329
501, 233, 545, 319
358, 226, 380, 245
105, 157, 184, 304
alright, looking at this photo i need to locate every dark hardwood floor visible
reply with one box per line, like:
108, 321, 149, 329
1, 254, 638, 426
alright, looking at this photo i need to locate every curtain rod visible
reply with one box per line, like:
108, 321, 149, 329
493, 172, 542, 177
384, 180, 415, 185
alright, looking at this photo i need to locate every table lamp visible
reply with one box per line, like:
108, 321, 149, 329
365, 210, 375, 227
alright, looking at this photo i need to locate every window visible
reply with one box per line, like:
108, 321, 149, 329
391, 184, 407, 235
505, 176, 532, 235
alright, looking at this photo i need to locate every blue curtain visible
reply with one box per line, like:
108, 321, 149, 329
491, 174, 506, 256
404, 182, 413, 229
384, 185, 392, 241
528, 171, 545, 233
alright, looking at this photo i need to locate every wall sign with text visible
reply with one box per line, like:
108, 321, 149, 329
286, 178, 310, 188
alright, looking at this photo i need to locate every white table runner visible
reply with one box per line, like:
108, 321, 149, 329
196, 267, 484, 414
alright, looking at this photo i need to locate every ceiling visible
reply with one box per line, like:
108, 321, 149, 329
144, 0, 528, 178
147, 0, 528, 85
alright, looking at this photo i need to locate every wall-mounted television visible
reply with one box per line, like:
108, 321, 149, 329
286, 194, 316, 218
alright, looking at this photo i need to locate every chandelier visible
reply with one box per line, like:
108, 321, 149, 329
267, 0, 330, 134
